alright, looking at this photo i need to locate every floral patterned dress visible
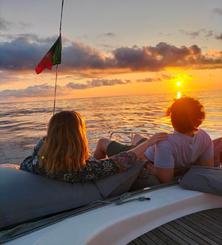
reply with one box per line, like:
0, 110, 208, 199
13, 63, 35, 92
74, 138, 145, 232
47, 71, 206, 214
20, 138, 137, 183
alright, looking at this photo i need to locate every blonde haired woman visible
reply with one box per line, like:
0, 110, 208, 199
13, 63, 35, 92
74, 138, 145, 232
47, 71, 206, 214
20, 111, 166, 183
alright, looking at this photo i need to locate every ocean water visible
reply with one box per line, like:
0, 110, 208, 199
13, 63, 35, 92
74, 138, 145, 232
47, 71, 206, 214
0, 90, 222, 164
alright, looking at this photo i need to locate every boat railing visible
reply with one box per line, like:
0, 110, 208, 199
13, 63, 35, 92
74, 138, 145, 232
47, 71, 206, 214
109, 130, 152, 144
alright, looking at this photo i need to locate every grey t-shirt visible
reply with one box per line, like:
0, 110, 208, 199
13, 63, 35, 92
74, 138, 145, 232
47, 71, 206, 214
144, 129, 213, 169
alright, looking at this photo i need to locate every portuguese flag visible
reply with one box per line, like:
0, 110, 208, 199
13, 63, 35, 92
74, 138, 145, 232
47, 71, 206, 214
35, 35, 62, 74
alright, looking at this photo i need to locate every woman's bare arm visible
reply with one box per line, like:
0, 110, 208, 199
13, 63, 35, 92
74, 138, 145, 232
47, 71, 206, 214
128, 133, 168, 160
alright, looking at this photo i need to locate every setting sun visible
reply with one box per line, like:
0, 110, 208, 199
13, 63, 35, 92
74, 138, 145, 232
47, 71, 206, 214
176, 81, 182, 87
172, 73, 192, 88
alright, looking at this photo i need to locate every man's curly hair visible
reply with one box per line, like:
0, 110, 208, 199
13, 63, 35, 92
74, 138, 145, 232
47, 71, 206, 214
166, 96, 205, 133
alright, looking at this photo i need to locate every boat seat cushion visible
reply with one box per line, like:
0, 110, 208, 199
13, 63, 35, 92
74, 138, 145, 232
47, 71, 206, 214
213, 137, 222, 167
0, 162, 144, 229
180, 165, 222, 195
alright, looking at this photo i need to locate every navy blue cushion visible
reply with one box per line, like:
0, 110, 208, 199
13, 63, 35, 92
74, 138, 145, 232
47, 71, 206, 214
180, 165, 222, 195
0, 167, 101, 229
0, 162, 144, 229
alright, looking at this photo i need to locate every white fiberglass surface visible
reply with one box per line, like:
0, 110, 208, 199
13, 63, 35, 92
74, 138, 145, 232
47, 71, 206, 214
6, 185, 222, 245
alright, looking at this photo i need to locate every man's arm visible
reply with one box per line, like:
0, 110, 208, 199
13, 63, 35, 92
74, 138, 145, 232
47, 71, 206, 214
145, 163, 174, 183
146, 140, 175, 183
155, 167, 174, 183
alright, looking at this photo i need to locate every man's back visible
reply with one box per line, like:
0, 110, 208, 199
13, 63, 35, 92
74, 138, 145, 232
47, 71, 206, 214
145, 129, 213, 169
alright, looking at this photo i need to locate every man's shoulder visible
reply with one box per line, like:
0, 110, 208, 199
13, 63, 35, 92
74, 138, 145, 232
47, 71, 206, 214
197, 128, 210, 135
165, 133, 184, 145
196, 128, 212, 140
156, 139, 172, 149
167, 129, 211, 141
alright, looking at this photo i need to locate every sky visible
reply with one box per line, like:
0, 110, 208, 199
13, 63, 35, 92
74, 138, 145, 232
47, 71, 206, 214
0, 0, 222, 101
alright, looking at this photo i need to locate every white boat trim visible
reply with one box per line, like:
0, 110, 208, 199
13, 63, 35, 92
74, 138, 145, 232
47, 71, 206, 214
6, 184, 222, 245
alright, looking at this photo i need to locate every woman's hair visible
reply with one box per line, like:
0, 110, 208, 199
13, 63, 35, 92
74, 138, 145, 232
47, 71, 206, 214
39, 111, 89, 174
166, 96, 205, 133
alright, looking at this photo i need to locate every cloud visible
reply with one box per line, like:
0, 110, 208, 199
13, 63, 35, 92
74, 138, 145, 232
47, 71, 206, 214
0, 78, 131, 99
180, 29, 215, 39
17, 21, 31, 30
205, 30, 214, 38
114, 42, 222, 70
98, 43, 116, 49
136, 74, 172, 83
216, 34, 222, 40
0, 33, 57, 43
213, 8, 222, 15
102, 32, 115, 38
0, 16, 30, 31
0, 35, 70, 70
180, 28, 222, 41
66, 83, 88, 90
179, 29, 201, 38
161, 74, 172, 80
0, 36, 222, 73
62, 41, 111, 70
0, 71, 21, 83
0, 37, 44, 70
113, 43, 204, 70
13, 34, 57, 44
207, 49, 222, 58
137, 78, 160, 83
0, 16, 11, 30
66, 78, 131, 89
0, 84, 54, 98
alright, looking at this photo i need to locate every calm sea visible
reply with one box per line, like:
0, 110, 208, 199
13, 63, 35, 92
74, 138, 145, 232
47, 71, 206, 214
0, 90, 222, 164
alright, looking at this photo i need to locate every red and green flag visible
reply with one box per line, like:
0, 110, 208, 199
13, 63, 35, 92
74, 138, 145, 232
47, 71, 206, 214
35, 35, 62, 74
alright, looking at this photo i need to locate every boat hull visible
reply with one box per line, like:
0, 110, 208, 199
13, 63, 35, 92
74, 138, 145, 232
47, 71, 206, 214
5, 185, 222, 245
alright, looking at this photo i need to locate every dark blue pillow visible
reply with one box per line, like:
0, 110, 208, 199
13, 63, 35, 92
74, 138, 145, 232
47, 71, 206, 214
0, 162, 144, 229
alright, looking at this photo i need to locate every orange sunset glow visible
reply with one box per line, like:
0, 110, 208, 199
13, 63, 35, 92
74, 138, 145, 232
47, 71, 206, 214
0, 0, 222, 101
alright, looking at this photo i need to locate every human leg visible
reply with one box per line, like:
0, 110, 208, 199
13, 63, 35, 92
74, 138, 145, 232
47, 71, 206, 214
94, 133, 147, 159
131, 133, 147, 145
93, 138, 111, 159
106, 141, 133, 157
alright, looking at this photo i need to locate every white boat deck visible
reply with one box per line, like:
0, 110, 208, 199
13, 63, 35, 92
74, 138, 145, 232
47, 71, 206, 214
5, 185, 222, 245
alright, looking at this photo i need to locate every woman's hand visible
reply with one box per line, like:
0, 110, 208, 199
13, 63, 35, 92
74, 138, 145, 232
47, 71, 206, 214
146, 133, 168, 146
129, 132, 168, 160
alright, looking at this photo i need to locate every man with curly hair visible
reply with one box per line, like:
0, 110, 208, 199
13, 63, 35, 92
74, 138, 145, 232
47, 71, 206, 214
94, 97, 214, 184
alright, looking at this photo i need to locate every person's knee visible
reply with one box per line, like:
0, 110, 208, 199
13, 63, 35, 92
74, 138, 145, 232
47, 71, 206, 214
131, 133, 147, 145
97, 138, 111, 151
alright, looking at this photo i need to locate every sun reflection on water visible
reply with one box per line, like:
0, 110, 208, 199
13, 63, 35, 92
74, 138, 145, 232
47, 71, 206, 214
176, 91, 182, 98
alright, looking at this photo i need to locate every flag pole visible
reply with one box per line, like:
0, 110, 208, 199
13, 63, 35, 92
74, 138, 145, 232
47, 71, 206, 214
53, 0, 64, 115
